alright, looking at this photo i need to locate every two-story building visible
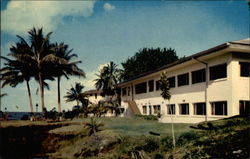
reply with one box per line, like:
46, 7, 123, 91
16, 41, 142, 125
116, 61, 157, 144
117, 38, 250, 123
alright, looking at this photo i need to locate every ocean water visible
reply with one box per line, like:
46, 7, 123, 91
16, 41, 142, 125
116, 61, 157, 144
2, 112, 42, 120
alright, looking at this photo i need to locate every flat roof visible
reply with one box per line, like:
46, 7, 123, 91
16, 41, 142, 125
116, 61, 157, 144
117, 38, 250, 86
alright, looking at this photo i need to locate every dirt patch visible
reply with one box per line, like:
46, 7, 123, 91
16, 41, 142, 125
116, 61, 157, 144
0, 123, 70, 159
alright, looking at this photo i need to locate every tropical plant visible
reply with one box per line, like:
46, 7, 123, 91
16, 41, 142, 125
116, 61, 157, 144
51, 42, 85, 112
159, 71, 175, 147
94, 61, 119, 96
64, 82, 88, 106
84, 118, 104, 136
0, 40, 35, 113
7, 28, 65, 113
94, 61, 122, 115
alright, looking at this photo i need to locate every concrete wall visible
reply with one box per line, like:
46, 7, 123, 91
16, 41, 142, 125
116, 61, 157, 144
120, 52, 250, 123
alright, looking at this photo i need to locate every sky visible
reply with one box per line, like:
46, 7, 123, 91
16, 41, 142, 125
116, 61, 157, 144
0, 0, 249, 112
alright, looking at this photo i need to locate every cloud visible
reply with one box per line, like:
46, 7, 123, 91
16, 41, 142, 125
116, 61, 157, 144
103, 3, 115, 11
1, 1, 96, 36
82, 63, 108, 90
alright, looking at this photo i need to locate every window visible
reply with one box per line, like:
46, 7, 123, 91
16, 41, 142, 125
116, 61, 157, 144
153, 105, 161, 114
135, 82, 147, 94
143, 106, 147, 114
156, 80, 160, 91
179, 103, 189, 115
167, 104, 175, 114
194, 103, 206, 115
239, 62, 250, 77
211, 101, 227, 115
122, 87, 127, 96
128, 87, 131, 96
149, 106, 152, 115
239, 100, 250, 116
192, 69, 206, 84
178, 73, 189, 86
167, 76, 176, 88
210, 63, 227, 80
148, 80, 154, 92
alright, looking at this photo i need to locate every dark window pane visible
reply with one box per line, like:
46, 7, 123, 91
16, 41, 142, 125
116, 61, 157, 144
239, 62, 250, 77
178, 73, 189, 86
179, 103, 189, 115
135, 82, 147, 94
148, 80, 154, 92
122, 87, 127, 96
167, 104, 175, 114
156, 80, 160, 91
192, 69, 206, 84
209, 63, 227, 80
167, 76, 175, 88
194, 103, 206, 115
211, 101, 227, 115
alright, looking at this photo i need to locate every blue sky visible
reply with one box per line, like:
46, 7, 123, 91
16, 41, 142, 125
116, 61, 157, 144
1, 0, 249, 112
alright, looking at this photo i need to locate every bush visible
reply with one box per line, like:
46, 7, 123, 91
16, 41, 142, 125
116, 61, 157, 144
160, 136, 173, 151
134, 115, 158, 121
177, 131, 199, 146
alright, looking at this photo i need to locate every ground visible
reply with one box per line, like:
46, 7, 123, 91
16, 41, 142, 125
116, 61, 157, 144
0, 116, 249, 159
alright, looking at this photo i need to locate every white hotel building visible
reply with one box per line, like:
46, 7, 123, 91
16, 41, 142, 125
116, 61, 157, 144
117, 38, 250, 123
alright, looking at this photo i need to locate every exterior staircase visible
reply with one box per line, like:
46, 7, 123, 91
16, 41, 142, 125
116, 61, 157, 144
126, 101, 141, 115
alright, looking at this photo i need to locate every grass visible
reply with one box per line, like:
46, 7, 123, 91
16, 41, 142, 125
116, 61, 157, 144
2, 116, 248, 158
74, 117, 192, 137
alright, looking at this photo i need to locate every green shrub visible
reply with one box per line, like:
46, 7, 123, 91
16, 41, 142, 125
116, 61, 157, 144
160, 136, 173, 151
134, 114, 158, 121
177, 131, 199, 146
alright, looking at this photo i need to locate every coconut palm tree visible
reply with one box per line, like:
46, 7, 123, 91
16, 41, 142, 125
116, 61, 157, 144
51, 42, 85, 112
94, 61, 119, 97
12, 28, 65, 112
0, 40, 35, 113
64, 82, 88, 106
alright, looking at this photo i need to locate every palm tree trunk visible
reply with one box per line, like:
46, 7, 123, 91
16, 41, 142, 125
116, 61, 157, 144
26, 80, 34, 113
38, 72, 45, 113
57, 76, 62, 112
77, 100, 79, 106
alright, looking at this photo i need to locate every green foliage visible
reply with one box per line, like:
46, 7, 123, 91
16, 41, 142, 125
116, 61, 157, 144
160, 71, 171, 100
121, 47, 178, 80
84, 118, 104, 136
94, 61, 121, 96
134, 114, 158, 121
64, 82, 88, 106
177, 131, 199, 146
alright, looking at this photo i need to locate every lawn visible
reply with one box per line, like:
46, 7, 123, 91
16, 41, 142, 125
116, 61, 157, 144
72, 117, 193, 137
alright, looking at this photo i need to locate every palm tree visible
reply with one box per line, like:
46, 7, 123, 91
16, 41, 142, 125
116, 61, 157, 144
64, 82, 87, 106
84, 118, 104, 136
51, 42, 85, 112
13, 28, 64, 112
159, 71, 175, 147
94, 61, 122, 115
0, 40, 35, 113
94, 61, 119, 97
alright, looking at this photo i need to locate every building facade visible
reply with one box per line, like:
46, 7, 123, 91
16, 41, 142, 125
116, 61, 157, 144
117, 38, 250, 123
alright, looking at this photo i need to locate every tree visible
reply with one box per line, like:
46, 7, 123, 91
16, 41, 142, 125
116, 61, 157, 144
11, 28, 66, 113
94, 61, 122, 115
159, 71, 175, 147
64, 82, 88, 106
121, 47, 178, 80
94, 61, 120, 97
0, 40, 35, 113
51, 42, 85, 112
